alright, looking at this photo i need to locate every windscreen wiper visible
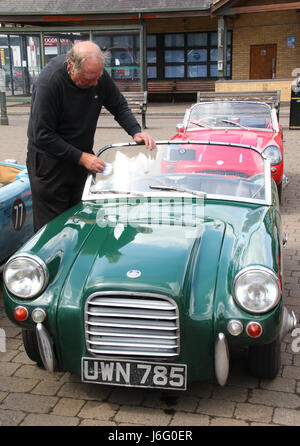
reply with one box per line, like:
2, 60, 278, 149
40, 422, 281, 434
221, 119, 248, 130
149, 185, 206, 198
189, 121, 212, 129
90, 188, 145, 197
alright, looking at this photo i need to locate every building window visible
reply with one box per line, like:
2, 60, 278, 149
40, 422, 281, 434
146, 31, 232, 80
147, 35, 157, 79
93, 33, 140, 81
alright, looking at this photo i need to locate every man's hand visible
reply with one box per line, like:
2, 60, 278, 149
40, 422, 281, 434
78, 152, 105, 173
133, 132, 156, 150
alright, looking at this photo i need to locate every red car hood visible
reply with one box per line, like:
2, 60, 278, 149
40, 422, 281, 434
174, 128, 275, 151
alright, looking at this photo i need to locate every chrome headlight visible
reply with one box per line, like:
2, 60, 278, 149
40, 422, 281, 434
4, 254, 48, 299
233, 266, 280, 313
263, 145, 282, 165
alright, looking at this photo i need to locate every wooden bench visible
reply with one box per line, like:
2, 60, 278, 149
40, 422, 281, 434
148, 80, 215, 102
115, 80, 140, 92
148, 81, 176, 94
197, 90, 281, 118
102, 91, 148, 129
175, 80, 215, 94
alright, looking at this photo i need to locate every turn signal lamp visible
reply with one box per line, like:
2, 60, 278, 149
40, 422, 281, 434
31, 308, 46, 324
14, 306, 28, 322
227, 320, 243, 336
246, 322, 262, 338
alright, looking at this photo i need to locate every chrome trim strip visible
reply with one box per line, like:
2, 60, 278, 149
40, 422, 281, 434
86, 330, 179, 339
97, 140, 264, 156
88, 349, 178, 357
87, 321, 177, 330
264, 159, 272, 205
86, 311, 177, 320
271, 108, 280, 133
87, 340, 177, 348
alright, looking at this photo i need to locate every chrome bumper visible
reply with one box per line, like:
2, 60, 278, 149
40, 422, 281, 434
282, 174, 289, 189
280, 306, 297, 341
36, 323, 56, 373
215, 333, 229, 386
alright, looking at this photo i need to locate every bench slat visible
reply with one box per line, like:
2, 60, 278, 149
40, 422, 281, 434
148, 81, 175, 93
174, 81, 215, 93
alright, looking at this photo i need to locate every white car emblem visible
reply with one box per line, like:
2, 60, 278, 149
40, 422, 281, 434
217, 160, 224, 165
127, 270, 142, 279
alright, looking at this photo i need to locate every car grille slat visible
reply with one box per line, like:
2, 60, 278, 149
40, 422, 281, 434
87, 309, 177, 320
85, 294, 180, 358
86, 329, 178, 340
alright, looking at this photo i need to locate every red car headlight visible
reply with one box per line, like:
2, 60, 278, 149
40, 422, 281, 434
263, 145, 282, 165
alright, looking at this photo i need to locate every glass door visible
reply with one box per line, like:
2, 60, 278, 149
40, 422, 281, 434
25, 35, 42, 94
44, 33, 89, 65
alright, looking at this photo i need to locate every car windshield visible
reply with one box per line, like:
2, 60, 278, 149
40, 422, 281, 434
83, 142, 270, 204
187, 102, 273, 131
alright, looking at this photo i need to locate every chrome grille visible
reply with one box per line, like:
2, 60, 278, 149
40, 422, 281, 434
85, 293, 180, 358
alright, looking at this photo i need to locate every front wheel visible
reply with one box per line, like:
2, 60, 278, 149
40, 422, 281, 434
277, 182, 282, 203
248, 336, 281, 379
22, 329, 43, 367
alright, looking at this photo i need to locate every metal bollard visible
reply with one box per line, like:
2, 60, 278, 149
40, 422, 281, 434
0, 91, 9, 125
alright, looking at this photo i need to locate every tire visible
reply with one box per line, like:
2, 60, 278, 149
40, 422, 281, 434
277, 182, 282, 204
248, 336, 281, 379
22, 329, 43, 366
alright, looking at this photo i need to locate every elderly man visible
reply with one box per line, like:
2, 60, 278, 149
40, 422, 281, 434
27, 40, 155, 231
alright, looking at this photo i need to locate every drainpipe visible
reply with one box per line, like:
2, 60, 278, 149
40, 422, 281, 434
139, 14, 147, 93
217, 16, 228, 80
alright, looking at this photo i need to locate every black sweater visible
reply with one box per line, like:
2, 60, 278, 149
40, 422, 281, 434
27, 55, 141, 164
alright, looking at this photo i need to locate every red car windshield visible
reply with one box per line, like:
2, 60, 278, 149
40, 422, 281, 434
187, 102, 272, 131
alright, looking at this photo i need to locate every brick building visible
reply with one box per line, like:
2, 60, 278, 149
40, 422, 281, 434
0, 0, 299, 100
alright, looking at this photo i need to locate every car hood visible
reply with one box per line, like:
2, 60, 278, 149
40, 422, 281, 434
62, 202, 225, 304
52, 200, 274, 314
178, 128, 275, 150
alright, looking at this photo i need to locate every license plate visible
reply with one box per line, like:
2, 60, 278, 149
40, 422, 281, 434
82, 357, 187, 390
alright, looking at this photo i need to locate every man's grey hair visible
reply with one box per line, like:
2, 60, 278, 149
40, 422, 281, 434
66, 41, 108, 74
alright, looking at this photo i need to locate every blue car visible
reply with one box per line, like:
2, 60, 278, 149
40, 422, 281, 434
0, 160, 34, 265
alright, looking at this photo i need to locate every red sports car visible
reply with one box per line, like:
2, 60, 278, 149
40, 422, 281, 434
171, 100, 287, 200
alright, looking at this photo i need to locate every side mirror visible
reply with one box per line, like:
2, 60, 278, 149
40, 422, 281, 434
176, 123, 185, 134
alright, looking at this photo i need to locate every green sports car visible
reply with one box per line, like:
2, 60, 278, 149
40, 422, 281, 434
2, 141, 297, 391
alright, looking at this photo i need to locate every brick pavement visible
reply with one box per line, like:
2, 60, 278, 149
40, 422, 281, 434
0, 103, 299, 426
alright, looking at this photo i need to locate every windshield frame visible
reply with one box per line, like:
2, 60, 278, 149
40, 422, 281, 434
82, 141, 272, 205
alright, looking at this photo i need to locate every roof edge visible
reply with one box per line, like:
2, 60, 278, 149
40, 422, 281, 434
0, 6, 212, 16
